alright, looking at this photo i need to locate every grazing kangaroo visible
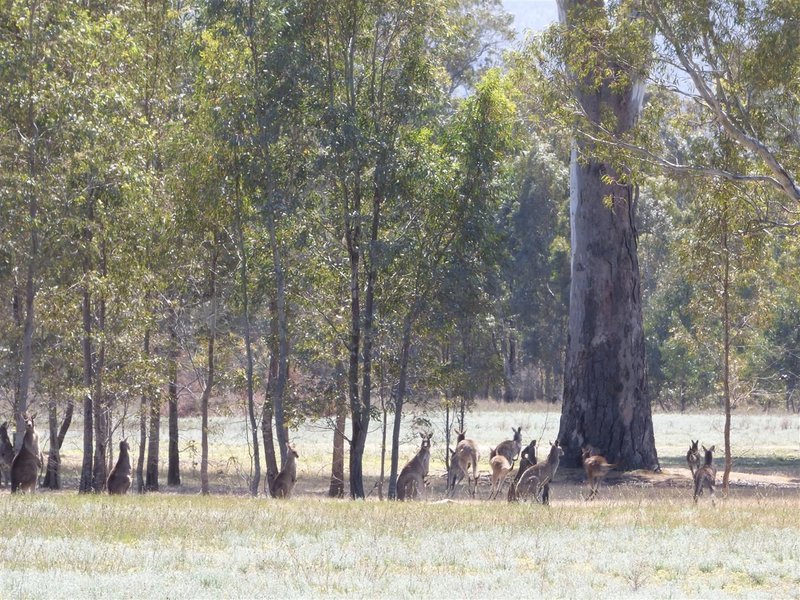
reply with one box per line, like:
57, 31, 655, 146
0, 422, 14, 487
447, 432, 480, 498
582, 447, 616, 500
693, 445, 717, 505
107, 439, 133, 495
509, 440, 563, 504
491, 427, 523, 464
396, 432, 432, 501
686, 440, 701, 478
269, 442, 299, 499
488, 454, 514, 500
11, 414, 41, 494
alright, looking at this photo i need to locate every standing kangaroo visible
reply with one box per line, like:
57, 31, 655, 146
686, 440, 701, 478
0, 422, 14, 487
693, 445, 717, 505
491, 427, 522, 464
269, 442, 299, 499
508, 440, 536, 501
447, 430, 480, 498
107, 440, 132, 495
582, 447, 616, 500
11, 414, 41, 494
509, 440, 563, 504
396, 432, 432, 501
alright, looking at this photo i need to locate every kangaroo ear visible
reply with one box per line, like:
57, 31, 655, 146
702, 445, 707, 452
709, 445, 715, 452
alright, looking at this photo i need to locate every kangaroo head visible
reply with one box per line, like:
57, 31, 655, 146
512, 427, 522, 443
690, 440, 699, 452
551, 440, 564, 458
420, 432, 432, 450
581, 447, 591, 461
23, 414, 35, 432
287, 443, 299, 459
119, 439, 130, 453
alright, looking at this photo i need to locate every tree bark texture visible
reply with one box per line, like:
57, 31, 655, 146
167, 309, 181, 486
136, 330, 150, 493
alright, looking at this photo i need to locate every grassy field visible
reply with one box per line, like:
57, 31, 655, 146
2, 404, 799, 598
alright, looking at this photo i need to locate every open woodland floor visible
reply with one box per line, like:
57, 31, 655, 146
2, 404, 799, 598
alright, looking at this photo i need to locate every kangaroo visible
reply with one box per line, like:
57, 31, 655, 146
0, 422, 14, 487
582, 447, 616, 500
270, 442, 299, 499
508, 440, 536, 500
686, 440, 701, 478
491, 426, 522, 464
509, 440, 563, 504
488, 454, 514, 500
11, 414, 41, 494
396, 432, 432, 501
693, 445, 717, 505
107, 439, 133, 495
447, 432, 480, 498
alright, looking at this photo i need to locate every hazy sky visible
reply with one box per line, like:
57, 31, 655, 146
504, 0, 558, 35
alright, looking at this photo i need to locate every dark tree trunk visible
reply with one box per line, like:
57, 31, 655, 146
167, 309, 181, 486
42, 397, 73, 489
261, 399, 278, 487
721, 215, 732, 493
92, 239, 108, 492
556, 0, 658, 471
145, 391, 160, 491
79, 207, 94, 493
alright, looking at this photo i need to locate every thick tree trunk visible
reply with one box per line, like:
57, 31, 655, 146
44, 399, 60, 489
558, 158, 658, 469
145, 391, 160, 491
556, 0, 659, 471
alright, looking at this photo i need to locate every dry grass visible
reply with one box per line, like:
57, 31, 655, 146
2, 406, 798, 598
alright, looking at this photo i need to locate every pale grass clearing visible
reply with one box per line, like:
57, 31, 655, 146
2, 492, 799, 599
46, 404, 799, 494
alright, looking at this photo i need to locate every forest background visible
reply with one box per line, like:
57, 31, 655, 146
1, 0, 798, 498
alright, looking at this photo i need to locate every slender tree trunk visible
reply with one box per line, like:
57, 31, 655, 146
79, 197, 95, 493
262, 398, 278, 489
167, 310, 181, 486
136, 330, 150, 493
200, 236, 219, 495
13, 3, 39, 450
236, 197, 261, 497
556, 0, 658, 470
92, 240, 108, 492
44, 399, 60, 489
389, 312, 413, 499
328, 358, 346, 498
721, 216, 732, 493
267, 215, 289, 468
